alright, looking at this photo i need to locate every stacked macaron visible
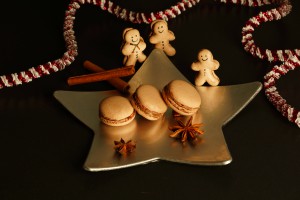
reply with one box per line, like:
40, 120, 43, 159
162, 79, 201, 116
130, 84, 167, 120
99, 79, 201, 126
99, 96, 136, 126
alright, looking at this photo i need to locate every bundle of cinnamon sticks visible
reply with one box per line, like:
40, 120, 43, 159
67, 60, 135, 93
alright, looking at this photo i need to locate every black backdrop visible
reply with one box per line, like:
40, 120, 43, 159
0, 0, 300, 199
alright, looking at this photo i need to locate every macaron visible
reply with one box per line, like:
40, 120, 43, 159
130, 84, 167, 120
162, 79, 201, 116
99, 95, 136, 126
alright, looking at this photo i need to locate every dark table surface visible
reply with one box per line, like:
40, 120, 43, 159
1, 0, 300, 199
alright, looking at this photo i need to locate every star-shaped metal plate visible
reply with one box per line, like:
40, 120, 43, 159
54, 49, 262, 171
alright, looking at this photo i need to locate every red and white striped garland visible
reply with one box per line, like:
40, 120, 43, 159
264, 56, 300, 127
220, 0, 300, 127
1, 0, 299, 127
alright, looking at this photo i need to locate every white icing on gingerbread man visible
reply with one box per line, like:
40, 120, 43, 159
191, 49, 220, 86
149, 20, 176, 56
121, 28, 147, 66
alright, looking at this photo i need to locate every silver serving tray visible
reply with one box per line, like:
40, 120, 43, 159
54, 49, 262, 171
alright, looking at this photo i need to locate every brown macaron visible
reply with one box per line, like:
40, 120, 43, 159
99, 95, 136, 126
130, 84, 167, 120
162, 79, 201, 116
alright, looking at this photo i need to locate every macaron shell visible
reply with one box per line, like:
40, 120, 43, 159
162, 80, 201, 115
136, 85, 167, 113
99, 96, 135, 126
131, 84, 167, 120
168, 80, 201, 108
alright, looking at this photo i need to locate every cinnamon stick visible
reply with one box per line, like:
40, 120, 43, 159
82, 61, 131, 93
67, 63, 134, 92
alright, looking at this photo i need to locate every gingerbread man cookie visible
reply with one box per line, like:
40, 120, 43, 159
191, 49, 220, 86
149, 20, 176, 56
121, 28, 147, 67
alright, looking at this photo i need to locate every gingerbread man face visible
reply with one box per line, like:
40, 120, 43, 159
123, 28, 141, 44
198, 49, 213, 63
152, 20, 168, 35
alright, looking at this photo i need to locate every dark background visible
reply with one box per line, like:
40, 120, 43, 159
1, 0, 300, 199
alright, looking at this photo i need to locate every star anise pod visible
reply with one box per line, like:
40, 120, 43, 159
169, 116, 204, 143
114, 138, 136, 155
